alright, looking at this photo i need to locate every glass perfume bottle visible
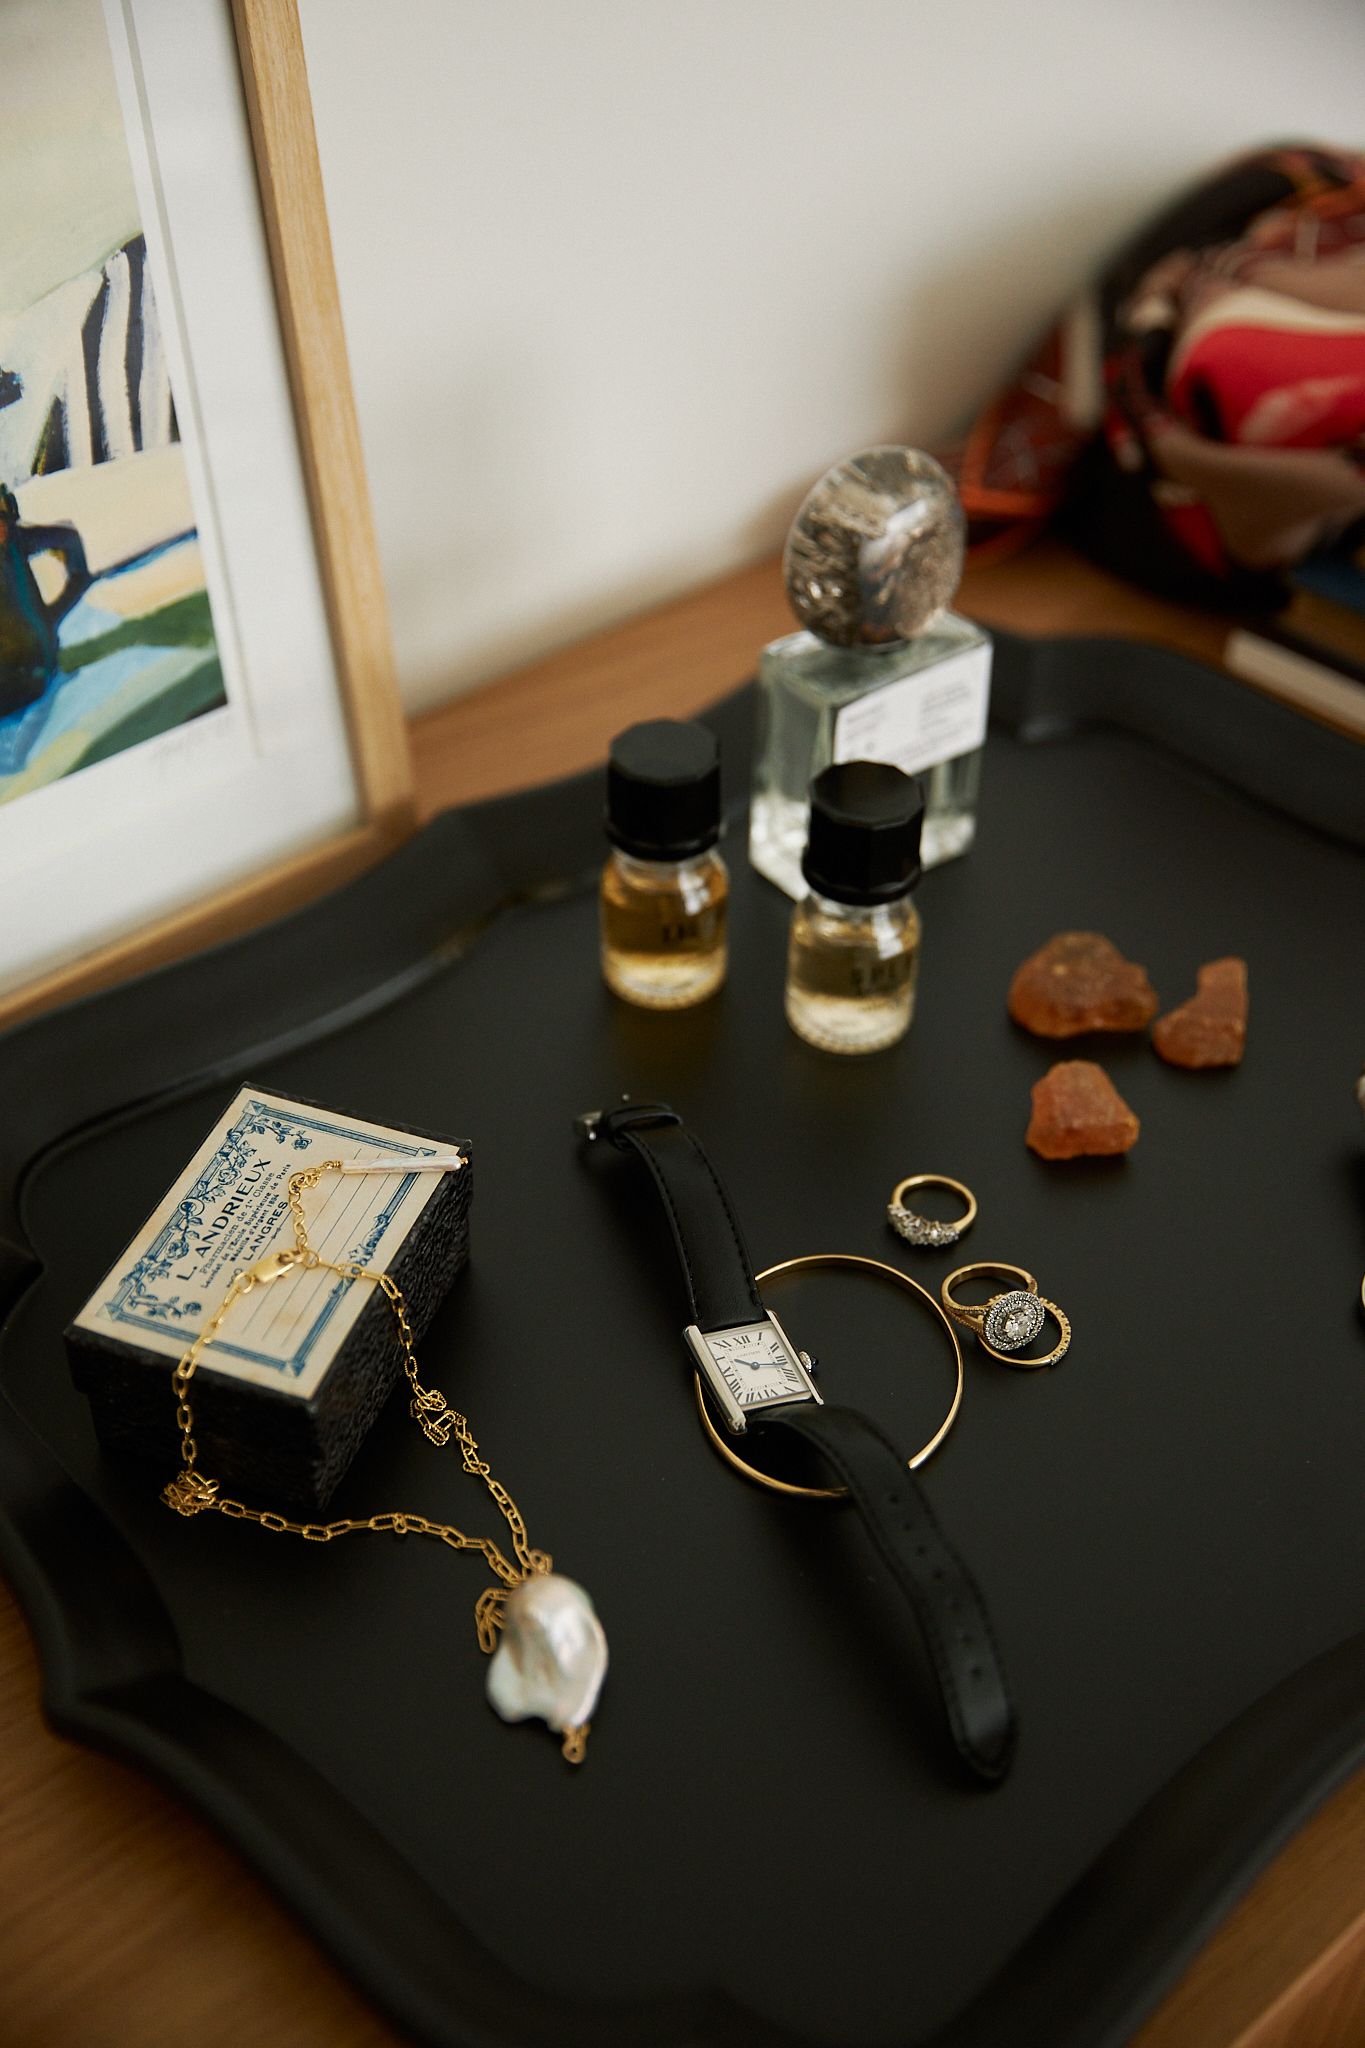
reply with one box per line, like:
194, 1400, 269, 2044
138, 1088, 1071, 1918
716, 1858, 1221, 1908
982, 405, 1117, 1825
600, 719, 728, 1009
750, 446, 990, 900
785, 760, 924, 1055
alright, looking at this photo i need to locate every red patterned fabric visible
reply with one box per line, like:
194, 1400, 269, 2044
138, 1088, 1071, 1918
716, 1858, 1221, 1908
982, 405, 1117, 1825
940, 145, 1365, 606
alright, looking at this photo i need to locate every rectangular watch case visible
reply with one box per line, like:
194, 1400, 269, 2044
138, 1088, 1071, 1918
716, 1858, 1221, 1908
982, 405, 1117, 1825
684, 1311, 821, 1433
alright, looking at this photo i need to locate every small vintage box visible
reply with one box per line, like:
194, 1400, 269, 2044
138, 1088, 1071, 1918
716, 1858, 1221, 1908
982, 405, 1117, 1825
65, 1086, 472, 1513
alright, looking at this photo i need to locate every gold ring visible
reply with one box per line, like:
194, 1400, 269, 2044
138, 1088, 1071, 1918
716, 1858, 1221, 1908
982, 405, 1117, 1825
941, 1261, 1071, 1369
693, 1253, 964, 1499
887, 1173, 978, 1250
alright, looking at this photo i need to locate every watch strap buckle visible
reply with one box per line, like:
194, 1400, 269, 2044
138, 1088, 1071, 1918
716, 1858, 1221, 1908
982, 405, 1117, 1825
575, 1101, 682, 1148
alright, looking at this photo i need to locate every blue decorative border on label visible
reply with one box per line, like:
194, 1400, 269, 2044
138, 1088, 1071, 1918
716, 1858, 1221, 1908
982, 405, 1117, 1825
101, 1099, 435, 1378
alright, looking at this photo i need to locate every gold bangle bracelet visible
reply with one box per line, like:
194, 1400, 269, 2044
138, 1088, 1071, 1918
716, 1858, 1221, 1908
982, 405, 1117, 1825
693, 1252, 965, 1500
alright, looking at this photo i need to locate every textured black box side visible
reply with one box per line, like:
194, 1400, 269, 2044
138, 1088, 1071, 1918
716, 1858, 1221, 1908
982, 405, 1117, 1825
66, 1128, 472, 1515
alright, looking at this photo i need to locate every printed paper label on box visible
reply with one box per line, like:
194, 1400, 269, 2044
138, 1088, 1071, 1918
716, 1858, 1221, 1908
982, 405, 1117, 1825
72, 1087, 455, 1400
832, 641, 991, 779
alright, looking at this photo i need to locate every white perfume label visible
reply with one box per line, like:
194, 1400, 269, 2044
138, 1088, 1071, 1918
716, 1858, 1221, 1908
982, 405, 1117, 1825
831, 641, 991, 778
72, 1087, 459, 1401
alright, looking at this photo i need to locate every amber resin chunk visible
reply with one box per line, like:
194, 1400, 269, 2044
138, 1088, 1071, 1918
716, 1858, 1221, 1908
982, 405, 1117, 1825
1008, 932, 1158, 1038
1153, 957, 1248, 1069
1027, 1060, 1140, 1159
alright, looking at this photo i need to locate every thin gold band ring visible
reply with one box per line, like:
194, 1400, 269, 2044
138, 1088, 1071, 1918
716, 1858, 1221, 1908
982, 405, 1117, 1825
693, 1252, 964, 1500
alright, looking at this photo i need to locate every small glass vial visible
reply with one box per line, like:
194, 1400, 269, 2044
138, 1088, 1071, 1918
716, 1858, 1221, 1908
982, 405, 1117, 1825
785, 760, 924, 1055
600, 719, 728, 1008
750, 446, 990, 900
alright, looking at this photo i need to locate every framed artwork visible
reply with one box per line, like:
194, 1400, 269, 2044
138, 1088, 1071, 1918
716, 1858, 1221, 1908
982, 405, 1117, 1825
0, 0, 414, 1029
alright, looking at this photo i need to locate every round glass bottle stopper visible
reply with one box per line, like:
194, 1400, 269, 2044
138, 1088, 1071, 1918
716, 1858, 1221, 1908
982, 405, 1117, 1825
783, 446, 965, 648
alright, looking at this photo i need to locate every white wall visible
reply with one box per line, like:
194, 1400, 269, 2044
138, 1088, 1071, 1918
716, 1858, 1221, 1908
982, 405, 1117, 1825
298, 0, 1365, 714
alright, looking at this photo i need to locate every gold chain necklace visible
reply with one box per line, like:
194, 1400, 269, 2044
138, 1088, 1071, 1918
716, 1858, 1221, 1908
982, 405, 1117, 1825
162, 1158, 606, 1763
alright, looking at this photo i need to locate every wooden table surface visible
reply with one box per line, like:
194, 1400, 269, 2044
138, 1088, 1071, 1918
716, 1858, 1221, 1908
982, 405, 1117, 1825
3, 538, 1363, 2048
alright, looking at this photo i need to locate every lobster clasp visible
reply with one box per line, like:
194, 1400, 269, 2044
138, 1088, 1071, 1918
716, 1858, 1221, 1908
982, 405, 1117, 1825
250, 1249, 302, 1285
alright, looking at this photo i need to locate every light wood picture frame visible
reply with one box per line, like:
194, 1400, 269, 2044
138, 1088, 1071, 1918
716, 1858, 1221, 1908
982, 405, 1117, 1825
0, 0, 414, 1032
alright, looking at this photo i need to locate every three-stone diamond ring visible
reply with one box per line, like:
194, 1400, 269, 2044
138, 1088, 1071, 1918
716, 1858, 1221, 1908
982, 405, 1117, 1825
887, 1173, 978, 1250
940, 1261, 1071, 1369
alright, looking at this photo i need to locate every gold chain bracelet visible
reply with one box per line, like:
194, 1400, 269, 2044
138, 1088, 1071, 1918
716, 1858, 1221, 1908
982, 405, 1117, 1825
162, 1158, 607, 1763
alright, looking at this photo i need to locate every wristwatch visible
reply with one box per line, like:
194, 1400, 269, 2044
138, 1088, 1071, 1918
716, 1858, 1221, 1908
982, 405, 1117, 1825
574, 1099, 818, 1431
576, 1098, 1016, 1785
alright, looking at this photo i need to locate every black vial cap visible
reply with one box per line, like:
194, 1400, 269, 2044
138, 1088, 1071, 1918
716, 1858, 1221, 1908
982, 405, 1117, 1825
801, 760, 924, 905
606, 719, 722, 860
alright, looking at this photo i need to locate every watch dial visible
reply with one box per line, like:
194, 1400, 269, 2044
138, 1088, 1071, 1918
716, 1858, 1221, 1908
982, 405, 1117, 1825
708, 1323, 809, 1407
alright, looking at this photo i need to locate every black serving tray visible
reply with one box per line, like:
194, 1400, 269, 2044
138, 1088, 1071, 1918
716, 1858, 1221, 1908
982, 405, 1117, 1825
3, 632, 1364, 2048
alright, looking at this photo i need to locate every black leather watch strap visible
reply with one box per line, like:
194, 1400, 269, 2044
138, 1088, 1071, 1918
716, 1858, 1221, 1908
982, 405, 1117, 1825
761, 1403, 1016, 1784
588, 1102, 766, 1331
579, 1099, 1016, 1785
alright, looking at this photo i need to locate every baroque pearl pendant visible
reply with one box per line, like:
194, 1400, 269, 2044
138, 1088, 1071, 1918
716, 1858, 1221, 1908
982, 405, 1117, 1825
486, 1572, 607, 1759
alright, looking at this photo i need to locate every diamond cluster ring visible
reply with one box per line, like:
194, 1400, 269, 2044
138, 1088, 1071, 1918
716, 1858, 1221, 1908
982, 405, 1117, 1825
887, 1173, 978, 1250
940, 1261, 1071, 1369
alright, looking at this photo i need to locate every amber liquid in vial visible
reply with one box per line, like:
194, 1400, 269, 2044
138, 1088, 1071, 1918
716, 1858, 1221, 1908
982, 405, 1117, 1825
785, 893, 920, 1053
600, 850, 728, 1009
